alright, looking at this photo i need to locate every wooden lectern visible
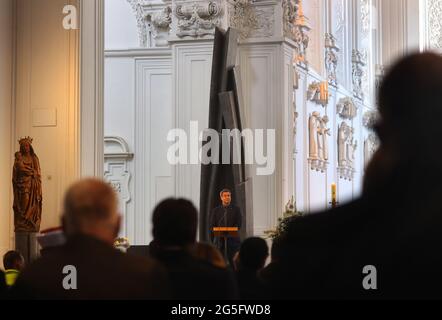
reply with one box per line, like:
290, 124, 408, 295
212, 227, 240, 266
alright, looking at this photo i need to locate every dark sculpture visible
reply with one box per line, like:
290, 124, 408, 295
12, 137, 42, 233
200, 27, 253, 241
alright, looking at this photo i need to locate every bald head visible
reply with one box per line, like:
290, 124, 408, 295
62, 179, 120, 244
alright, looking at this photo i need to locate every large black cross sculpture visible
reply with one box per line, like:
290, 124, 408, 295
200, 27, 253, 242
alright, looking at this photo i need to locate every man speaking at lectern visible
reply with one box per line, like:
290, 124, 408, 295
209, 189, 242, 266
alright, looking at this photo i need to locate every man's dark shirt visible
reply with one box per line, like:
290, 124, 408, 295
209, 204, 242, 237
209, 204, 242, 256
236, 268, 268, 300
10, 234, 171, 300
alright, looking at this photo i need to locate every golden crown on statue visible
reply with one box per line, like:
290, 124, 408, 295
18, 136, 33, 145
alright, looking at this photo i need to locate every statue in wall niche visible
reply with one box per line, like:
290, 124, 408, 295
338, 122, 358, 180
318, 115, 331, 161
13, 137, 42, 233
364, 133, 379, 168
309, 112, 320, 159
346, 127, 357, 167
309, 112, 330, 163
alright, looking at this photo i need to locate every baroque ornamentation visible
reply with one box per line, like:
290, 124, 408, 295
104, 136, 134, 223
293, 0, 310, 68
337, 97, 357, 120
308, 112, 330, 172
325, 33, 340, 87
337, 122, 357, 181
428, 0, 442, 49
282, 0, 297, 41
352, 49, 367, 100
175, 1, 222, 38
228, 0, 274, 40
362, 110, 379, 130
307, 81, 329, 107
127, 0, 172, 47
360, 0, 371, 38
364, 133, 379, 168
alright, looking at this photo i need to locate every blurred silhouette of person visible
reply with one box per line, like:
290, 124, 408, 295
190, 242, 227, 269
235, 237, 269, 300
0, 271, 6, 299
12, 178, 170, 300
3, 251, 25, 287
269, 53, 442, 299
150, 198, 238, 300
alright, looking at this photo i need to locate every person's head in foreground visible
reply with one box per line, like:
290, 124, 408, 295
62, 178, 121, 245
236, 237, 269, 272
3, 251, 25, 287
365, 52, 442, 195
152, 198, 197, 248
190, 242, 226, 269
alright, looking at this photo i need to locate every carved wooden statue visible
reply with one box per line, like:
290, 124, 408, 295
12, 137, 42, 233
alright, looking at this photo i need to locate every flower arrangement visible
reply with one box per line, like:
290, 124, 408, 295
264, 196, 303, 240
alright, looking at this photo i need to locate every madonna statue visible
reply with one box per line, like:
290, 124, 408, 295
12, 137, 42, 233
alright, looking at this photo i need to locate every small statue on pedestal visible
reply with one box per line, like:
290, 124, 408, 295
12, 137, 42, 262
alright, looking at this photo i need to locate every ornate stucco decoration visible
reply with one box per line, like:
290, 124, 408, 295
352, 49, 367, 100
308, 112, 330, 172
360, 0, 371, 38
104, 136, 134, 221
364, 133, 379, 168
325, 33, 340, 87
428, 0, 442, 49
337, 122, 357, 181
307, 81, 329, 107
293, 0, 310, 69
227, 0, 275, 40
282, 0, 297, 42
337, 97, 357, 121
362, 110, 379, 130
174, 1, 222, 38
127, 0, 172, 47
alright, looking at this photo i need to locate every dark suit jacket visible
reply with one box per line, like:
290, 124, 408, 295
150, 246, 239, 300
209, 205, 242, 248
10, 235, 171, 300
236, 268, 268, 300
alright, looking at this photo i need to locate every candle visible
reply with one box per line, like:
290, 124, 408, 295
331, 183, 337, 204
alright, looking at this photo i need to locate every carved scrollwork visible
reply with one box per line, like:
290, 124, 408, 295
175, 1, 222, 38
127, 0, 172, 47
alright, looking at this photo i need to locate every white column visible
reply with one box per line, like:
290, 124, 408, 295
79, 0, 104, 177
237, 0, 297, 235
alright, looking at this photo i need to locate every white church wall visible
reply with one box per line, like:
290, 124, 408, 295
239, 43, 283, 236
135, 54, 174, 245
293, 0, 373, 214
0, 0, 14, 258
105, 0, 139, 50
